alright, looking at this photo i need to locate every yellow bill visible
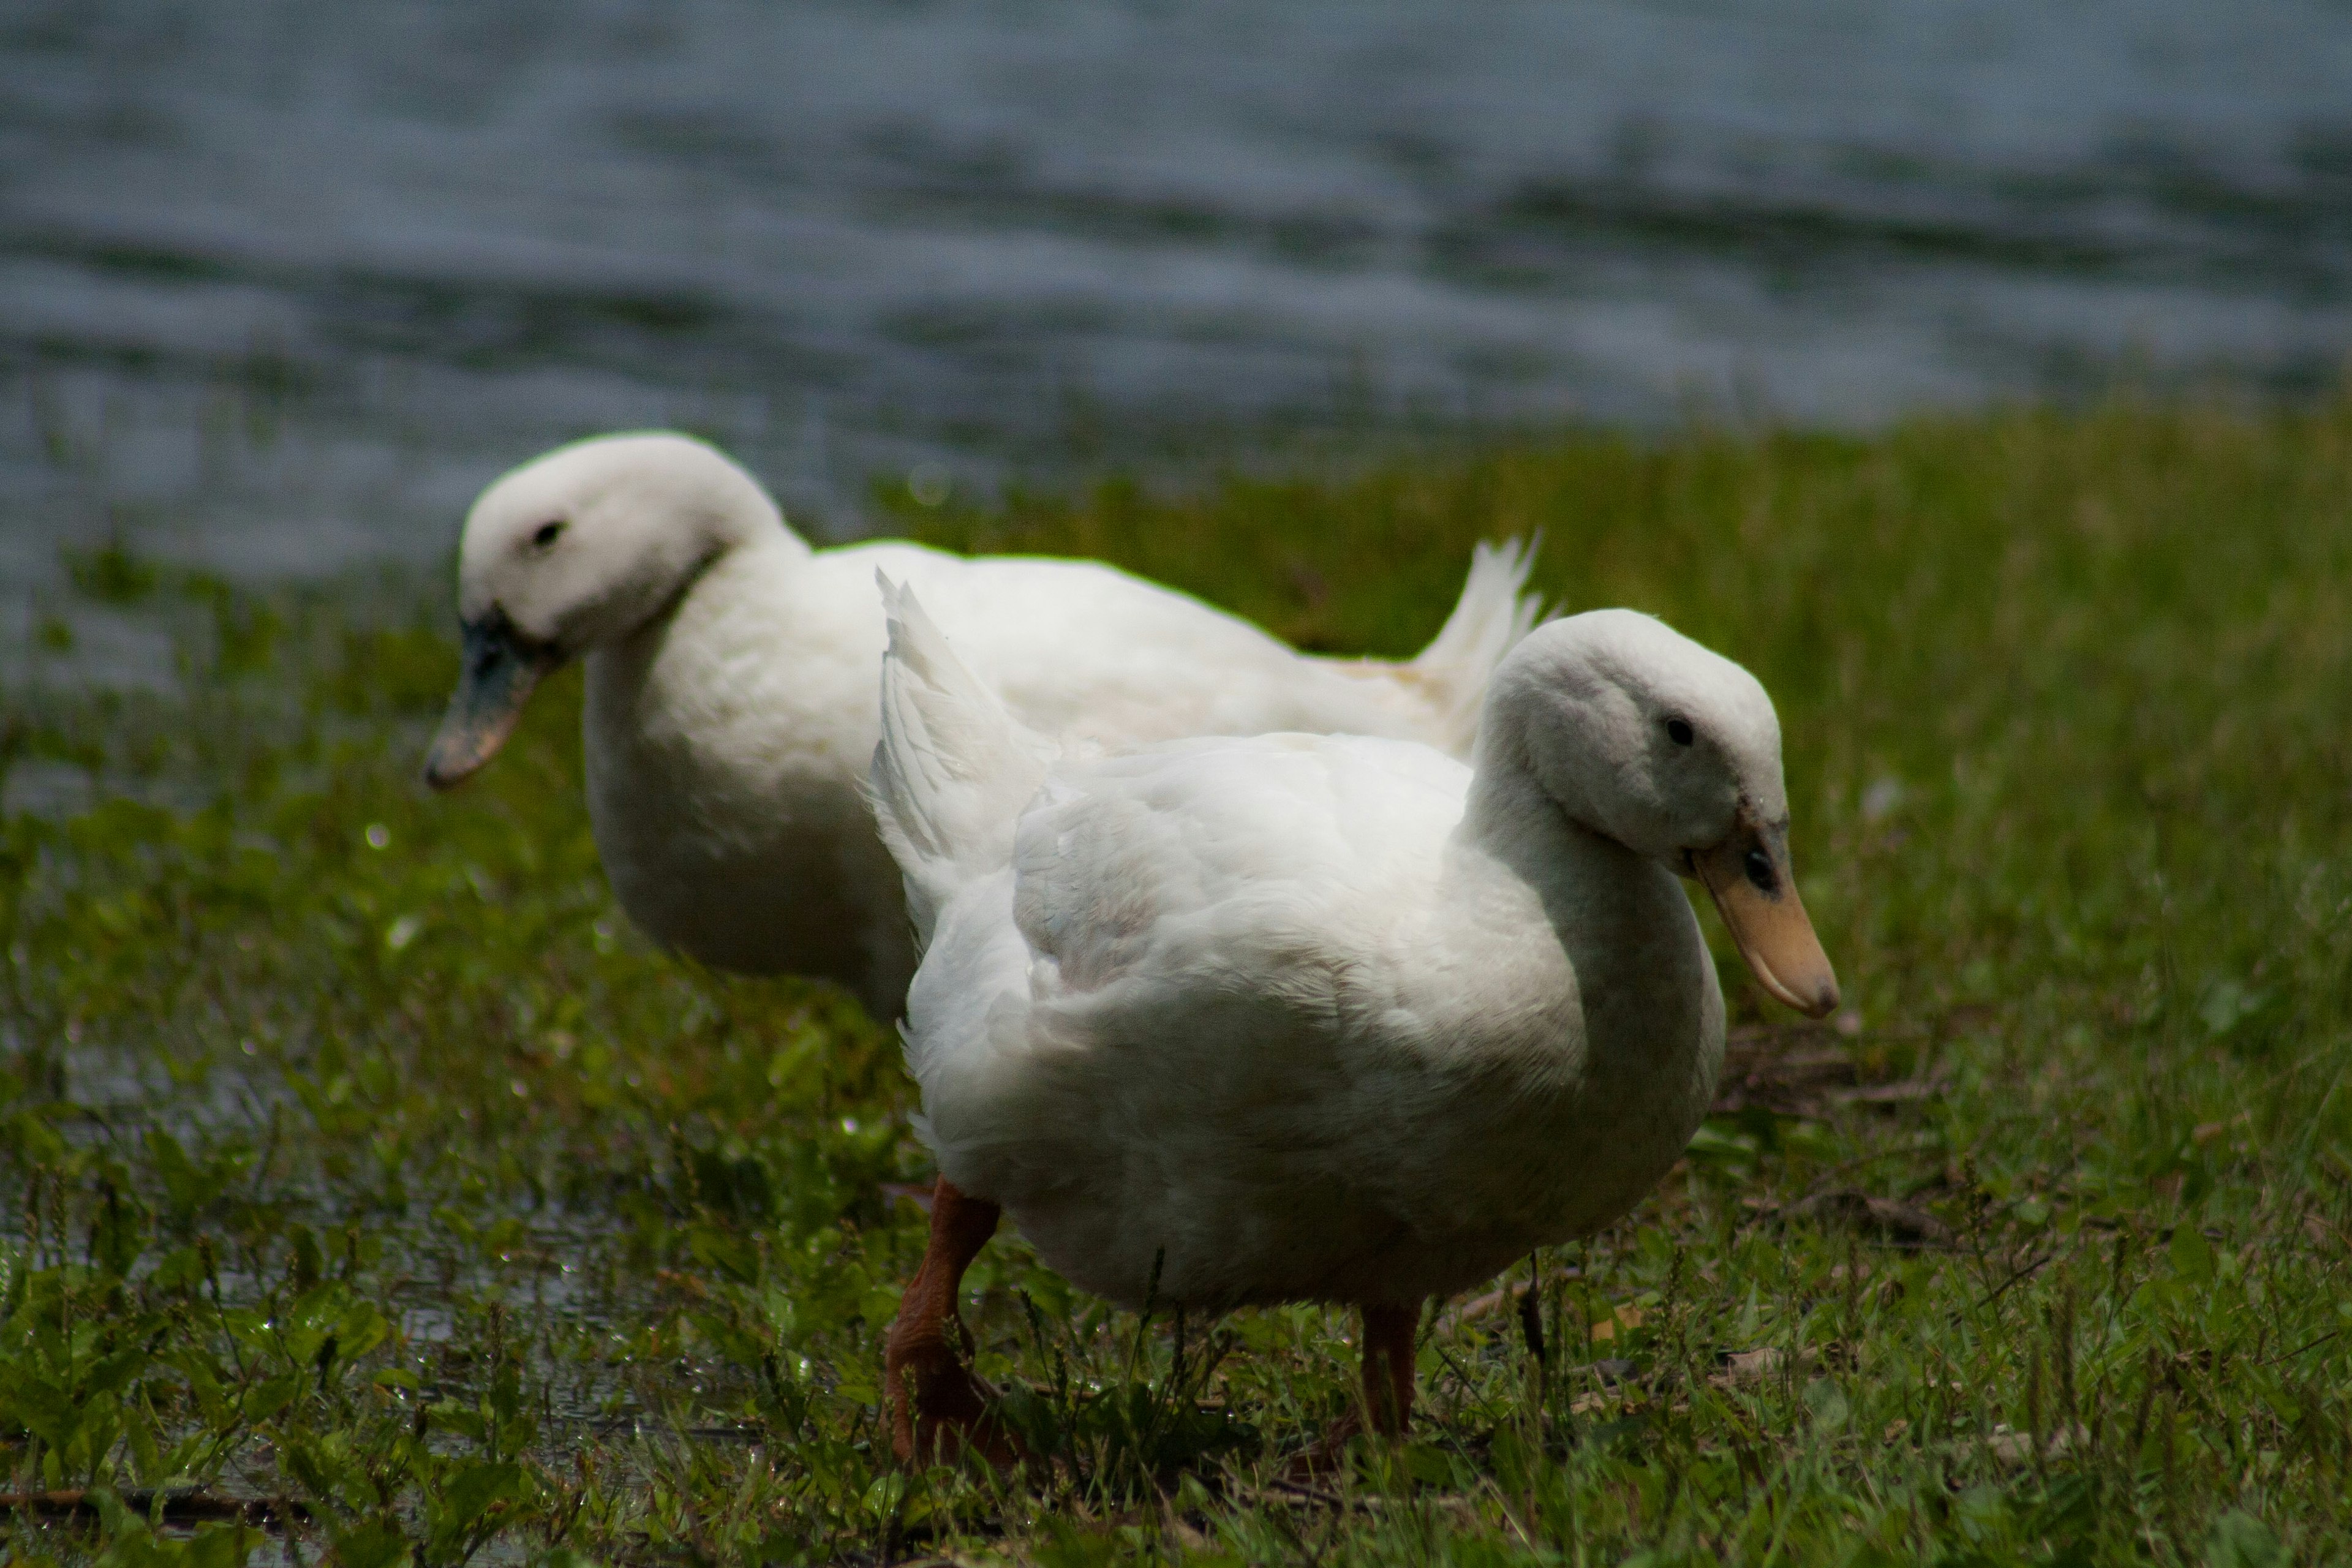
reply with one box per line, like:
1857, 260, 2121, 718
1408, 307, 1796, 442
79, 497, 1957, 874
1688, 812, 1841, 1019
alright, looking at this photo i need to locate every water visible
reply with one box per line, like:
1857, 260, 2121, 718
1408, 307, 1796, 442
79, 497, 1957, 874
4, 0, 2350, 637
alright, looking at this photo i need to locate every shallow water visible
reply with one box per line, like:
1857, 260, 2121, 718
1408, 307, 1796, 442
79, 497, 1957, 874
3, 0, 2349, 640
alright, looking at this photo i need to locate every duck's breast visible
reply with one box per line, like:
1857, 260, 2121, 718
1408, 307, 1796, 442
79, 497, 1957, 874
580, 542, 924, 1009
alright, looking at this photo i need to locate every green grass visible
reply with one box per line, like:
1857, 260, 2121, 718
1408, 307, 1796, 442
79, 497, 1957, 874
7, 399, 2352, 1565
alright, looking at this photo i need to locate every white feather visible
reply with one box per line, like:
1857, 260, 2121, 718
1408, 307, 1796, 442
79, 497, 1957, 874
868, 576, 1052, 951
897, 610, 1809, 1315
445, 431, 1542, 1019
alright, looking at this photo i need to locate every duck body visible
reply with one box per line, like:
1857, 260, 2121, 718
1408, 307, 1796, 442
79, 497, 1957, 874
428, 432, 1540, 1020
905, 728, 1724, 1310
870, 584, 1839, 1463
582, 537, 1531, 1016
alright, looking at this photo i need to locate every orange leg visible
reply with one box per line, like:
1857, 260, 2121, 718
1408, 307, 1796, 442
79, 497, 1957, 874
884, 1177, 1019, 1468
1359, 1301, 1420, 1437
1287, 1299, 1423, 1477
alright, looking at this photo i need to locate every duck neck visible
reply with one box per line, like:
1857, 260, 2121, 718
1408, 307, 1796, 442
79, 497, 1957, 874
1459, 728, 1639, 911
1456, 722, 1716, 1069
605, 474, 810, 650
590, 523, 804, 696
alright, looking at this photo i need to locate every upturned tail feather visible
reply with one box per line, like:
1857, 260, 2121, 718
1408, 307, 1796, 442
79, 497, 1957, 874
1404, 537, 1546, 754
867, 573, 1052, 953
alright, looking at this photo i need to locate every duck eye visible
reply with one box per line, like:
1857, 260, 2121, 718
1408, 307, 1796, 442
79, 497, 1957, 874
531, 520, 565, 549
1665, 717, 1694, 747
1744, 847, 1776, 893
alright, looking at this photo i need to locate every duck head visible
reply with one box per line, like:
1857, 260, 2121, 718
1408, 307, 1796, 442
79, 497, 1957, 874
1486, 609, 1841, 1018
423, 432, 788, 790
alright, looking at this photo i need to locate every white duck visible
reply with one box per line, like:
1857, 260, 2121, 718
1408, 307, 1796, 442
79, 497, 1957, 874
868, 580, 1839, 1464
423, 432, 1539, 1020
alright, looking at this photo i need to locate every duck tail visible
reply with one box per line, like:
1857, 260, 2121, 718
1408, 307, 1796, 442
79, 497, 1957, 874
868, 572, 1051, 952
1407, 536, 1546, 753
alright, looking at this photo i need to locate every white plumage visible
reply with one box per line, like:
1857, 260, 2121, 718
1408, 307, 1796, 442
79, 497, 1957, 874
871, 580, 1839, 1327
424, 431, 1540, 1019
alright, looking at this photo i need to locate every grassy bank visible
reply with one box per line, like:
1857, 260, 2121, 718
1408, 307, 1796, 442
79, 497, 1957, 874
6, 400, 2352, 1565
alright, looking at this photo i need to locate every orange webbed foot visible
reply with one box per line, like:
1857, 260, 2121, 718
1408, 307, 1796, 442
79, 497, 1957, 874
886, 1332, 1025, 1469
883, 1177, 1025, 1471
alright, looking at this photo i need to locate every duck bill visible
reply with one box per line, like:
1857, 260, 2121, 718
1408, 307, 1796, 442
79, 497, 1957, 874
1689, 818, 1841, 1019
421, 612, 562, 791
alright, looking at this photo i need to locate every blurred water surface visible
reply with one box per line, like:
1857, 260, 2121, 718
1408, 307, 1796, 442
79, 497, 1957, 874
3, 0, 2349, 627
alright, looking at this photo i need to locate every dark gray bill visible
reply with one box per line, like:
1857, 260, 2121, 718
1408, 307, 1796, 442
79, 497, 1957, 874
421, 611, 562, 791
